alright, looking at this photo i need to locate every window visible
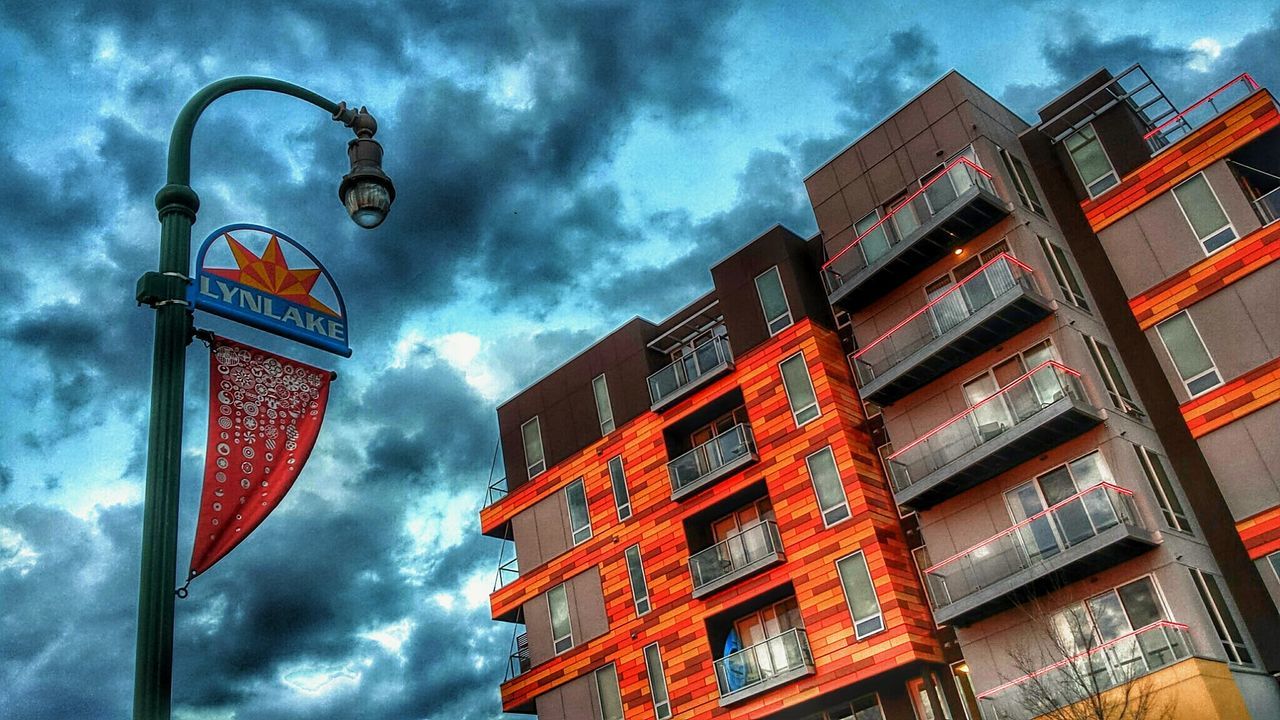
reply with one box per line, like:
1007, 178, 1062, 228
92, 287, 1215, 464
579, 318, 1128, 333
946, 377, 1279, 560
810, 694, 885, 720
594, 664, 624, 720
521, 416, 546, 479
1005, 451, 1115, 562
1190, 568, 1252, 664
779, 352, 821, 425
593, 374, 615, 435
908, 675, 954, 720
836, 550, 884, 639
607, 456, 632, 521
999, 147, 1045, 214
805, 446, 850, 525
856, 209, 894, 266
1084, 335, 1141, 415
1173, 173, 1237, 253
1268, 551, 1280, 583
548, 583, 573, 654
1038, 236, 1090, 310
1155, 312, 1221, 396
755, 266, 794, 335
1065, 124, 1119, 197
912, 545, 935, 609
1133, 445, 1191, 533
566, 478, 593, 545
1048, 576, 1177, 682
624, 544, 651, 615
643, 642, 672, 719
950, 662, 979, 720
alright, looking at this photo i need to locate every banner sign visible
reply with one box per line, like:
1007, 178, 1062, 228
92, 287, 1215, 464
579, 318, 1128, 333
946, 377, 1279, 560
191, 223, 352, 357
187, 337, 333, 580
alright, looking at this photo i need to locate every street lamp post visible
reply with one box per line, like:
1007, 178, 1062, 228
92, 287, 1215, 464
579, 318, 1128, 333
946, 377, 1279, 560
132, 76, 394, 720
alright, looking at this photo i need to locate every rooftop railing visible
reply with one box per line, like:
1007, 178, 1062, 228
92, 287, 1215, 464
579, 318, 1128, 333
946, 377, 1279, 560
822, 157, 996, 294
647, 334, 733, 409
689, 520, 783, 594
851, 253, 1039, 386
923, 483, 1141, 610
668, 424, 756, 496
1144, 73, 1259, 154
887, 361, 1087, 493
714, 627, 814, 701
977, 621, 1192, 720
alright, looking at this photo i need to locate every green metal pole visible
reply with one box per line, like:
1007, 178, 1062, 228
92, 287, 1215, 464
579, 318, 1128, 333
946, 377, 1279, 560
134, 77, 348, 720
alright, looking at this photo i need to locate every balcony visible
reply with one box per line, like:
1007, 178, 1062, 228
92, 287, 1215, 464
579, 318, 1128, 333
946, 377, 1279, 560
1145, 73, 1259, 154
977, 621, 1192, 720
925, 484, 1159, 626
689, 520, 785, 598
714, 628, 815, 706
851, 254, 1053, 405
668, 424, 758, 501
504, 630, 530, 682
888, 362, 1104, 510
648, 335, 734, 411
822, 157, 1009, 311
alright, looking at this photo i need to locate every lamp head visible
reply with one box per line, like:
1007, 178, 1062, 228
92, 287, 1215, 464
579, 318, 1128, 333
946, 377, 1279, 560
338, 106, 395, 229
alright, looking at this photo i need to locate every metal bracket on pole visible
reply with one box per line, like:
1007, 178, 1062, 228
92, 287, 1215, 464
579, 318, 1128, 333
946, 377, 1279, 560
136, 271, 191, 308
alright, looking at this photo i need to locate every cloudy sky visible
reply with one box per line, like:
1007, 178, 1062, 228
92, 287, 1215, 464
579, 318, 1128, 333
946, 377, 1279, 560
3, 1, 1279, 718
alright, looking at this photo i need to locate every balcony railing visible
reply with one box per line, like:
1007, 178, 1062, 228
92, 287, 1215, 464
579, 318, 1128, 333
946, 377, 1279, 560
504, 630, 531, 682
714, 627, 815, 704
887, 361, 1094, 500
689, 520, 784, 597
668, 424, 757, 499
851, 254, 1049, 403
1252, 186, 1280, 227
1144, 73, 1259, 154
822, 157, 997, 295
493, 555, 519, 591
485, 476, 508, 507
977, 621, 1192, 720
647, 335, 734, 410
924, 484, 1144, 613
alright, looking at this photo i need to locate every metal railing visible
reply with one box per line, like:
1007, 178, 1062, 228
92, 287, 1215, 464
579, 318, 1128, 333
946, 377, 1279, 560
485, 476, 508, 507
714, 627, 814, 699
822, 157, 996, 293
851, 254, 1039, 386
647, 335, 733, 407
1252, 186, 1280, 227
1144, 73, 1259, 153
504, 630, 531, 682
887, 361, 1088, 492
668, 424, 756, 494
689, 520, 783, 592
977, 621, 1192, 720
923, 484, 1141, 609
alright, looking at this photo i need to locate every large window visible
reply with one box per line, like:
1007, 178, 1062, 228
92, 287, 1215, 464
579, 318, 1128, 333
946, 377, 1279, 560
1155, 311, 1221, 396
593, 374, 615, 435
1133, 445, 1191, 533
1189, 568, 1252, 665
805, 446, 851, 526
607, 456, 632, 521
1038, 236, 1090, 310
1005, 451, 1113, 562
908, 674, 954, 720
566, 478, 593, 545
1172, 173, 1237, 253
999, 147, 1045, 214
1050, 576, 1173, 673
594, 664, 624, 720
1083, 335, 1140, 416
779, 352, 821, 426
1065, 124, 1119, 197
625, 544, 651, 616
836, 550, 884, 639
522, 416, 546, 479
548, 583, 573, 654
643, 642, 672, 720
755, 266, 794, 335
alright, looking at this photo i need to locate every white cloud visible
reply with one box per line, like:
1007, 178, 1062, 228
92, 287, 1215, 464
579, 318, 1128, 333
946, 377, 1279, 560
1189, 37, 1222, 72
0, 526, 40, 576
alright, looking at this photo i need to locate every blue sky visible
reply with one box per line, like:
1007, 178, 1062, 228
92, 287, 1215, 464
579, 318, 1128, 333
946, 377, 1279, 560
3, 1, 1280, 718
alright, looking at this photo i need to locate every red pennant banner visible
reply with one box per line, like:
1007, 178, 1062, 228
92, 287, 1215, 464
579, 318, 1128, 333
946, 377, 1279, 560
188, 337, 333, 580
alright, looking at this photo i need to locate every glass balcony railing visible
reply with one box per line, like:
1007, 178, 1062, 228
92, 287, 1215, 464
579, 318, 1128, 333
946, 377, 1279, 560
689, 520, 784, 595
887, 361, 1089, 493
714, 627, 815, 702
668, 424, 757, 498
822, 157, 997, 294
977, 621, 1192, 720
1144, 73, 1259, 154
647, 335, 733, 409
851, 254, 1041, 387
924, 484, 1142, 611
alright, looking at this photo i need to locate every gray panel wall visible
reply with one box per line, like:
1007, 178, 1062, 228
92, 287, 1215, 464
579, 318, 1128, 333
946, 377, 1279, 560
533, 671, 600, 720
510, 487, 573, 570
521, 566, 609, 667
1196, 402, 1280, 521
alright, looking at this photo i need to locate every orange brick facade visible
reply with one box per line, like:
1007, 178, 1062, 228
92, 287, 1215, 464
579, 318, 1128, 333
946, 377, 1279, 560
1179, 355, 1280, 440
480, 318, 943, 717
1237, 506, 1280, 561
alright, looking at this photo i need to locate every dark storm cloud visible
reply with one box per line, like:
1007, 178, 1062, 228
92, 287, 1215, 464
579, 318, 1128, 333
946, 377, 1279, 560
0, 465, 12, 494
828, 27, 944, 135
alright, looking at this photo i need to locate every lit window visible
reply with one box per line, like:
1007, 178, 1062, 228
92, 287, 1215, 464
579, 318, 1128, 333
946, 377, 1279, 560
999, 147, 1045, 214
1065, 124, 1119, 197
780, 352, 821, 425
1189, 568, 1253, 665
1155, 312, 1221, 396
805, 446, 850, 526
548, 583, 573, 654
1173, 173, 1237, 253
836, 550, 884, 639
643, 642, 672, 719
1083, 335, 1140, 415
607, 456, 632, 521
594, 664, 624, 720
566, 478, 593, 545
755, 266, 794, 335
1133, 445, 1191, 533
593, 374, 615, 435
1037, 236, 1089, 310
521, 416, 546, 479
625, 544, 651, 616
